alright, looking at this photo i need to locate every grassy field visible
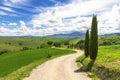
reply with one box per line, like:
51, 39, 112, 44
77, 45, 120, 80
69, 35, 120, 46
0, 37, 68, 51
69, 38, 81, 44
0, 48, 75, 80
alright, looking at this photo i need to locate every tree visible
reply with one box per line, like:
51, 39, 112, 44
75, 40, 85, 49
84, 29, 89, 57
47, 41, 53, 46
80, 30, 89, 64
89, 15, 98, 60
53, 42, 61, 47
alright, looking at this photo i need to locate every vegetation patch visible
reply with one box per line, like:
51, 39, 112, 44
0, 48, 75, 80
76, 45, 120, 80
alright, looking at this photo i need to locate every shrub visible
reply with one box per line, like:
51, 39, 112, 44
53, 42, 61, 47
8, 42, 11, 45
45, 51, 52, 58
64, 41, 69, 45
75, 40, 85, 49
0, 49, 8, 55
47, 41, 53, 46
21, 47, 29, 51
18, 43, 23, 46
39, 43, 49, 48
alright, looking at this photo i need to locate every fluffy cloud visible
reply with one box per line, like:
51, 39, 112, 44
8, 22, 17, 26
30, 0, 120, 35
2, 0, 28, 7
0, 0, 120, 36
0, 6, 15, 12
98, 4, 120, 34
0, 21, 31, 36
0, 11, 7, 15
0, 0, 29, 16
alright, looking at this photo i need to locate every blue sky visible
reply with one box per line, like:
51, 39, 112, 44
0, 0, 120, 36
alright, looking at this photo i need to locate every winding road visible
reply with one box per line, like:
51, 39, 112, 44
23, 50, 91, 80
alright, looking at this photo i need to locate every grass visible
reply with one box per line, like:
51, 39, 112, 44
0, 44, 21, 52
0, 48, 75, 80
69, 38, 81, 44
99, 35, 120, 45
0, 37, 68, 51
77, 45, 120, 80
96, 45, 120, 71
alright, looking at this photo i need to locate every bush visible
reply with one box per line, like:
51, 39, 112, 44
21, 47, 29, 51
64, 41, 69, 45
0, 49, 8, 55
18, 43, 23, 46
45, 51, 52, 58
75, 40, 85, 49
47, 41, 53, 46
8, 42, 11, 45
39, 43, 49, 48
53, 42, 61, 47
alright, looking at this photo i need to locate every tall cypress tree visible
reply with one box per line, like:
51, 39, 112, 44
84, 29, 89, 57
89, 15, 98, 60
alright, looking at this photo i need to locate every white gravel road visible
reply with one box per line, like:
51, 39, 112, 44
23, 50, 91, 80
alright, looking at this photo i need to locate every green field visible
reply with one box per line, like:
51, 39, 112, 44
0, 36, 120, 80
0, 37, 74, 80
0, 37, 68, 51
69, 38, 81, 44
0, 48, 75, 80
77, 45, 120, 80
69, 35, 120, 46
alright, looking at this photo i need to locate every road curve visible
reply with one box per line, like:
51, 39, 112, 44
23, 50, 91, 80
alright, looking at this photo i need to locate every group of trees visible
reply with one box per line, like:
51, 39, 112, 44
75, 40, 85, 49
79, 15, 98, 71
47, 41, 64, 47
84, 15, 98, 61
99, 36, 120, 46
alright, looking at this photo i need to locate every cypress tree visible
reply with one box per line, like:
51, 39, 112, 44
84, 29, 89, 57
89, 15, 98, 60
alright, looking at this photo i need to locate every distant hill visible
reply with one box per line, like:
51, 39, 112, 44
47, 31, 85, 38
101, 33, 120, 37
0, 32, 120, 38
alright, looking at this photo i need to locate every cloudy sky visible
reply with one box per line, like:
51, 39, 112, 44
0, 0, 120, 36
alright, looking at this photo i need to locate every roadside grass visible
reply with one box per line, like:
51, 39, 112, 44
76, 45, 120, 80
0, 48, 75, 80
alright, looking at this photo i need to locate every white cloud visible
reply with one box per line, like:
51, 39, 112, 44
0, 6, 15, 12
0, 0, 120, 36
98, 4, 120, 34
0, 21, 32, 36
8, 22, 17, 26
2, 0, 28, 7
1, 0, 30, 16
0, 11, 7, 15
30, 0, 120, 35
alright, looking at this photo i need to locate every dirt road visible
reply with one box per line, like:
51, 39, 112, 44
23, 50, 91, 80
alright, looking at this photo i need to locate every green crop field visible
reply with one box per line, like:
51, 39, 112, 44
0, 48, 75, 80
77, 45, 120, 80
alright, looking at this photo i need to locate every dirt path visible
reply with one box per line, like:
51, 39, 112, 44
23, 50, 91, 80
